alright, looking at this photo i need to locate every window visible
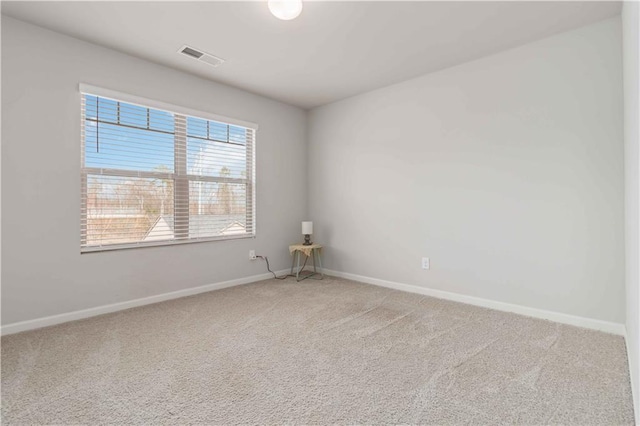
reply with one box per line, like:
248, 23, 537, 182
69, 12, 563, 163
80, 85, 256, 252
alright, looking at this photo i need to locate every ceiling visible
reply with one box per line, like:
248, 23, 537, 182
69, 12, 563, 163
1, 1, 621, 109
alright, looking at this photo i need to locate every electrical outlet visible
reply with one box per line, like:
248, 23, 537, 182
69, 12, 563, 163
422, 257, 430, 270
249, 250, 256, 260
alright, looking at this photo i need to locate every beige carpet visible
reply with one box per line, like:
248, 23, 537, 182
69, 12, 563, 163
1, 276, 635, 424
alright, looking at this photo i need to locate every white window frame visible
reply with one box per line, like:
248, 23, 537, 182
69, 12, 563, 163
80, 84, 257, 253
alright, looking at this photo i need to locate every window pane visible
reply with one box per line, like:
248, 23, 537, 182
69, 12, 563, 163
189, 181, 248, 238
229, 125, 246, 145
187, 116, 207, 138
85, 122, 174, 172
119, 102, 148, 128
97, 97, 118, 124
209, 121, 228, 141
149, 109, 174, 133
85, 95, 98, 119
84, 175, 174, 246
187, 138, 246, 178
186, 116, 244, 145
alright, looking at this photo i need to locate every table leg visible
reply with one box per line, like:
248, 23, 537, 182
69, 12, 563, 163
296, 251, 301, 282
317, 248, 324, 278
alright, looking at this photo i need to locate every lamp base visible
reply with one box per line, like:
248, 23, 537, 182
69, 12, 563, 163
303, 234, 312, 246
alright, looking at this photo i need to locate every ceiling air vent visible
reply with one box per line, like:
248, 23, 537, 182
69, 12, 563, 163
178, 45, 225, 68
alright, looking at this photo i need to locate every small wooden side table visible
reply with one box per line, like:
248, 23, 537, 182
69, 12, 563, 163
289, 244, 324, 282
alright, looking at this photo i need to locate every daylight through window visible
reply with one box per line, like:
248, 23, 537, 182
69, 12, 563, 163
80, 88, 256, 252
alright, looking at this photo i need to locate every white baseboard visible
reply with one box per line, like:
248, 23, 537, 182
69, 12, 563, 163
625, 330, 640, 424
324, 269, 626, 335
3, 268, 625, 337
1, 269, 289, 336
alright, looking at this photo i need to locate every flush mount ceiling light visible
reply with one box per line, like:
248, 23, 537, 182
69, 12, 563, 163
268, 0, 303, 20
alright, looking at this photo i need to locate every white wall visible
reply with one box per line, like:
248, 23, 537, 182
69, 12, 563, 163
1, 17, 307, 325
308, 18, 625, 324
623, 2, 640, 420
0, 9, 3, 332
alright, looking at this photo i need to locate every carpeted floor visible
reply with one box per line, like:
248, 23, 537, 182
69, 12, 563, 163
1, 276, 635, 424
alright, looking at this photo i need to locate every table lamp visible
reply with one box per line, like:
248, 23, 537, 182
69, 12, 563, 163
302, 221, 313, 246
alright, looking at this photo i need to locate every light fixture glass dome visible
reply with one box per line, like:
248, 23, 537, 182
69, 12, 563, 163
268, 0, 303, 21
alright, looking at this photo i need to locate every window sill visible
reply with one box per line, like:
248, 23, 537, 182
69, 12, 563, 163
81, 233, 255, 254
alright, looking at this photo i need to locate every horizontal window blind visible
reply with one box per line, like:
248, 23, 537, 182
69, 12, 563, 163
81, 90, 256, 252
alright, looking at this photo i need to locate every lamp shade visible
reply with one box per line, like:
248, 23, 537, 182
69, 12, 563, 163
302, 221, 313, 235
